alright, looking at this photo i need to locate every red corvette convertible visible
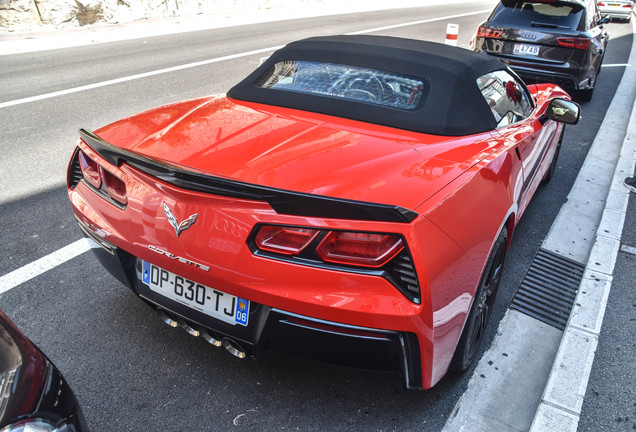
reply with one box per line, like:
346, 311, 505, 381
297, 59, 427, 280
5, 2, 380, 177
67, 35, 579, 389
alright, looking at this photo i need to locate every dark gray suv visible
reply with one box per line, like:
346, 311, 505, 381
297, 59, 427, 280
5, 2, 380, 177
472, 0, 610, 101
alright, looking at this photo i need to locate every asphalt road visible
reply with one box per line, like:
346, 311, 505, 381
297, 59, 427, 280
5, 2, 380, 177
0, 3, 633, 431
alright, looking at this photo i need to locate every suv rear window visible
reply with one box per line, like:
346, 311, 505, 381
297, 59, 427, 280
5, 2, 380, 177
255, 60, 428, 111
490, 1, 585, 31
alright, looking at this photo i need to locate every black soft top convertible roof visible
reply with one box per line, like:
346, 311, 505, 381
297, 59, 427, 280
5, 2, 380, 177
227, 35, 508, 136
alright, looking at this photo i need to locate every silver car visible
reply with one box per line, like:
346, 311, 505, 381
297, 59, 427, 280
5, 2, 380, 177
597, 0, 634, 22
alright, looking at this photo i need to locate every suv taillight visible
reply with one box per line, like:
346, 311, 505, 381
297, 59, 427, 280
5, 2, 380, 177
557, 37, 591, 50
476, 26, 502, 39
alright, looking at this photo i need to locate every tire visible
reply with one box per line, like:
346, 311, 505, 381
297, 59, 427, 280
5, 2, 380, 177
576, 87, 594, 102
596, 52, 605, 77
542, 127, 564, 184
450, 229, 508, 372
576, 63, 599, 102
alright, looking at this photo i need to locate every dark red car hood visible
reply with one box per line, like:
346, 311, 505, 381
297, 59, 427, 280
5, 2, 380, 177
95, 95, 500, 211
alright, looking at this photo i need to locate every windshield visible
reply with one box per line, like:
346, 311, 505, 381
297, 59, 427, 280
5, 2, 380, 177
255, 60, 429, 111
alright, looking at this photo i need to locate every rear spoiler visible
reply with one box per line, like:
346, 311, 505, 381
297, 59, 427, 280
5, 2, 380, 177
78, 129, 418, 224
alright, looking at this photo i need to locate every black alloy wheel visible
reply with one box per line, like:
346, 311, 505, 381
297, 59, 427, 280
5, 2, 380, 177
450, 229, 508, 372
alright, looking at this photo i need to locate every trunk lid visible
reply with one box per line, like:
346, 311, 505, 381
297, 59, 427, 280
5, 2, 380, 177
95, 96, 501, 211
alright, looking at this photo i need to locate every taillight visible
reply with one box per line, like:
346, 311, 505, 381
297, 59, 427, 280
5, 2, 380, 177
78, 150, 102, 189
623, 3, 633, 7
597, 2, 605, 5
476, 26, 502, 39
316, 231, 404, 268
253, 224, 404, 269
102, 169, 128, 205
77, 148, 128, 207
251, 224, 419, 302
254, 226, 319, 255
557, 37, 590, 50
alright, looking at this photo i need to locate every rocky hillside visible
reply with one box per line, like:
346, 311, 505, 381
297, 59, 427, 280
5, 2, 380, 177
0, 0, 286, 32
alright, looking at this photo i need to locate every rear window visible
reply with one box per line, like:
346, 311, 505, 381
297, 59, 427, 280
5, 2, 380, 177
255, 60, 429, 111
490, 1, 585, 30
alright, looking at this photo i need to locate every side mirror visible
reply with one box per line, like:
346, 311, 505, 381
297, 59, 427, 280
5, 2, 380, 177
541, 98, 580, 125
599, 14, 611, 25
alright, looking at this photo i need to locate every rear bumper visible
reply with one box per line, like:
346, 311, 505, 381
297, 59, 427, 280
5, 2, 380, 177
508, 66, 579, 91
81, 220, 424, 389
482, 53, 589, 91
599, 9, 632, 19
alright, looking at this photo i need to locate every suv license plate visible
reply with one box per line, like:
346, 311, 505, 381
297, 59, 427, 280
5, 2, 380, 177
141, 260, 249, 326
514, 44, 540, 56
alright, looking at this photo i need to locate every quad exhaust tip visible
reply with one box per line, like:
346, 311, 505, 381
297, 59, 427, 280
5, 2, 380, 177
201, 329, 222, 347
156, 308, 178, 328
154, 307, 246, 358
179, 321, 200, 337
222, 338, 246, 359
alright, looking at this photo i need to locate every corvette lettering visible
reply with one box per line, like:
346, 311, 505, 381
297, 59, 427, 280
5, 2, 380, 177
147, 245, 210, 271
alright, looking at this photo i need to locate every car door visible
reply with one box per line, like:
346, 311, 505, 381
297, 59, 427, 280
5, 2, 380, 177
477, 70, 557, 215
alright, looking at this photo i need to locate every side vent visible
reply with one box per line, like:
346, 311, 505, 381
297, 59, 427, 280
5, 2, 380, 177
387, 252, 421, 304
67, 148, 83, 189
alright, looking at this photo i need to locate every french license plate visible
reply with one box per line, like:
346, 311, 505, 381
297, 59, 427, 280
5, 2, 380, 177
140, 260, 249, 326
513, 44, 540, 56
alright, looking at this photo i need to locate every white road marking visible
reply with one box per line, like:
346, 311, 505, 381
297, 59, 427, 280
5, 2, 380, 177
601, 63, 632, 68
346, 10, 491, 35
0, 9, 491, 110
0, 238, 98, 295
0, 46, 282, 109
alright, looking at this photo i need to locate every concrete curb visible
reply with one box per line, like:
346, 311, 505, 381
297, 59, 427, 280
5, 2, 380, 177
529, 19, 636, 432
